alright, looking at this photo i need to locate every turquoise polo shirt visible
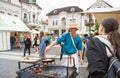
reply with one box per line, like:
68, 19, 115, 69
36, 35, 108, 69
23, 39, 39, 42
57, 32, 82, 54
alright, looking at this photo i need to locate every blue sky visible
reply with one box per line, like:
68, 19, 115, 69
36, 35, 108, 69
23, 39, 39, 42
36, 0, 120, 19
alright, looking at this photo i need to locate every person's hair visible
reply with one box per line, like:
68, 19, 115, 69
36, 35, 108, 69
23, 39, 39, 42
40, 31, 44, 38
101, 17, 120, 59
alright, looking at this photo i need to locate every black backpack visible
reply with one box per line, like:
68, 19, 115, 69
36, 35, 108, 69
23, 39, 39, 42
45, 39, 49, 46
102, 43, 120, 78
25, 39, 31, 45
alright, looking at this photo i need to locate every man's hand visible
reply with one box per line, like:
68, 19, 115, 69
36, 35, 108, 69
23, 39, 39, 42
80, 59, 83, 65
45, 40, 57, 52
45, 45, 51, 52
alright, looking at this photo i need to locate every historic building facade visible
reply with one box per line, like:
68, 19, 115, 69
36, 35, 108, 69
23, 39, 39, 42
82, 0, 113, 34
19, 0, 42, 29
0, 0, 41, 51
0, 0, 42, 29
47, 6, 83, 36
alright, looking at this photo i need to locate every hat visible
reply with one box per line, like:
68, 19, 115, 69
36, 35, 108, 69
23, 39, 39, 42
67, 22, 79, 29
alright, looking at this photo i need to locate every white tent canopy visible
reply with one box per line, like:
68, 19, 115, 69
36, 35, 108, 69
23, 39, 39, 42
0, 14, 30, 32
30, 29, 39, 33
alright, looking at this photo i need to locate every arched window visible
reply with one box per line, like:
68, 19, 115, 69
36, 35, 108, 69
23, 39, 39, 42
53, 10, 57, 14
61, 17, 66, 26
71, 8, 75, 12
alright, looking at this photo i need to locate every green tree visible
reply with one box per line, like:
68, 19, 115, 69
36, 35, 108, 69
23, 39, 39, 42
94, 20, 99, 31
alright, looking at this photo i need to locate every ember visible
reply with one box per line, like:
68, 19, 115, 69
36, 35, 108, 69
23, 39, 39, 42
17, 58, 76, 78
16, 64, 76, 78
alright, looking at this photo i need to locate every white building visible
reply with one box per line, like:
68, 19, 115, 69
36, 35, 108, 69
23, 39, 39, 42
0, 0, 21, 17
83, 0, 115, 34
0, 0, 42, 29
19, 0, 42, 29
0, 0, 41, 51
47, 6, 83, 36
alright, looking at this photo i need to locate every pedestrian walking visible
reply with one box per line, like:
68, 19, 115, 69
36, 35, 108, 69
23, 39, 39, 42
39, 31, 47, 59
86, 17, 120, 78
45, 21, 83, 74
46, 33, 51, 46
23, 35, 31, 57
33, 34, 39, 53
19, 34, 24, 49
10, 34, 16, 50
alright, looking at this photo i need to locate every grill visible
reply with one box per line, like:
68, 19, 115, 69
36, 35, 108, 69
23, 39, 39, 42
16, 64, 76, 78
16, 57, 76, 78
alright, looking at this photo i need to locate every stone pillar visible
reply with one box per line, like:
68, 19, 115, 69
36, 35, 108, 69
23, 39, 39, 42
0, 32, 2, 51
59, 29, 62, 36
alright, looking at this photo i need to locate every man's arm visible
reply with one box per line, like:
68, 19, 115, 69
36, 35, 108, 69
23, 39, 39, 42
78, 50, 83, 65
45, 40, 57, 52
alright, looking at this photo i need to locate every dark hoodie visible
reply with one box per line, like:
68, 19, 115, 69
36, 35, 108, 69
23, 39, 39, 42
86, 38, 109, 78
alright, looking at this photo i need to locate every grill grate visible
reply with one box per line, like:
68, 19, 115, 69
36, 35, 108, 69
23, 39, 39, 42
17, 64, 76, 78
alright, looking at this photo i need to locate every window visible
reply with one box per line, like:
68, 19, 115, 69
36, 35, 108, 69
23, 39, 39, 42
43, 26, 46, 30
14, 15, 18, 17
0, 11, 5, 14
88, 15, 93, 22
52, 20, 55, 26
70, 18, 76, 22
61, 17, 66, 26
24, 13, 27, 20
62, 30, 66, 34
53, 10, 57, 14
29, 0, 36, 4
56, 20, 58, 25
71, 8, 75, 12
73, 18, 76, 22
70, 19, 72, 21
84, 19, 88, 25
8, 13, 11, 15
33, 14, 35, 18
33, 14, 35, 22
7, 0, 11, 2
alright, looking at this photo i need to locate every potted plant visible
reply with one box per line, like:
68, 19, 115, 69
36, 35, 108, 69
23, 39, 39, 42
85, 21, 94, 33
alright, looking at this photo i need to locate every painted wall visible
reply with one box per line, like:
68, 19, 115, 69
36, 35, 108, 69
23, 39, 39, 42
0, 32, 10, 51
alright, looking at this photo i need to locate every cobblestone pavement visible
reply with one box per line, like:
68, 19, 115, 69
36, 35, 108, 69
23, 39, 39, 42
0, 45, 88, 78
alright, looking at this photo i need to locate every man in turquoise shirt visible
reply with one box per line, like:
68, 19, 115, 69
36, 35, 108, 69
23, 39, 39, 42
57, 32, 82, 54
45, 22, 83, 73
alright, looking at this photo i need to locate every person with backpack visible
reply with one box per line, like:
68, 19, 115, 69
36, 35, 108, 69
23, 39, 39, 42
23, 35, 31, 57
86, 17, 120, 78
46, 33, 51, 46
39, 31, 47, 59
45, 21, 83, 74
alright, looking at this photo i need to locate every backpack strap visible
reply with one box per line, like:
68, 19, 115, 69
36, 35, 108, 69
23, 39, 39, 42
101, 41, 120, 78
69, 33, 78, 51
